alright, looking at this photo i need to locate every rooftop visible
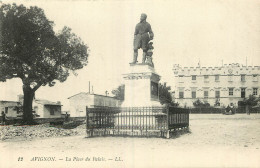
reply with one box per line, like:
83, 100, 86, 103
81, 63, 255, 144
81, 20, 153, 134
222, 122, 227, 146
67, 92, 117, 99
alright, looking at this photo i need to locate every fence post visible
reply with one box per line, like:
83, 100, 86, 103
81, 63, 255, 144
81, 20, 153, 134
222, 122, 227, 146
166, 105, 170, 139
188, 108, 190, 128
86, 106, 90, 138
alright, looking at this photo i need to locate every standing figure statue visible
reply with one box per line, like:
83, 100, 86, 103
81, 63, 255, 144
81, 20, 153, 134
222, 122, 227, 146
132, 13, 154, 64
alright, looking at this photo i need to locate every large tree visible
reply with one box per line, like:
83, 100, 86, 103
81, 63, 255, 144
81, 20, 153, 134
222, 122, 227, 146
0, 4, 89, 124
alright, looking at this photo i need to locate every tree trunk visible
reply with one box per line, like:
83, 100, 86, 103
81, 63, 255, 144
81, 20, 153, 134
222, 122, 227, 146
22, 84, 35, 125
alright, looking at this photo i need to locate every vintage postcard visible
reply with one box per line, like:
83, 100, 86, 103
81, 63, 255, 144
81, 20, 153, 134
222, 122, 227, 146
0, 0, 260, 167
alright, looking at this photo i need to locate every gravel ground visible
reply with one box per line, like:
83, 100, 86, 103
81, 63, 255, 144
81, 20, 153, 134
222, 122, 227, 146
0, 123, 86, 141
0, 114, 260, 168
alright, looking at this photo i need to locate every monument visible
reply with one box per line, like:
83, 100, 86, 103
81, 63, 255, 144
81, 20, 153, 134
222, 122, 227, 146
121, 13, 161, 107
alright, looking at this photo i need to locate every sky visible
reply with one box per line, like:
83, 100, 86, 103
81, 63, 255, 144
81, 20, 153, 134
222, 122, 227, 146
1, 0, 260, 110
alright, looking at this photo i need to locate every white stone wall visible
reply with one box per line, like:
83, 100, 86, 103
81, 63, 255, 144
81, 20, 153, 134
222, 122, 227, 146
33, 103, 62, 118
68, 93, 120, 117
43, 106, 62, 118
0, 101, 19, 117
34, 104, 44, 118
69, 93, 94, 117
122, 64, 161, 107
173, 64, 260, 107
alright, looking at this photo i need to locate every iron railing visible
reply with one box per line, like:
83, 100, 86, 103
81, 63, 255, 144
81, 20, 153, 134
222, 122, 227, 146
86, 106, 189, 138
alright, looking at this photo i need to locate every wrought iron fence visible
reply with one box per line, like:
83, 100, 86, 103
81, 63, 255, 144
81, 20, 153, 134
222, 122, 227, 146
86, 106, 189, 138
168, 107, 189, 130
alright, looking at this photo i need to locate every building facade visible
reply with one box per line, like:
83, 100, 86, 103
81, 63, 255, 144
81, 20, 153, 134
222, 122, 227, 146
0, 101, 20, 117
17, 95, 62, 118
173, 63, 260, 107
68, 92, 121, 117
33, 99, 62, 118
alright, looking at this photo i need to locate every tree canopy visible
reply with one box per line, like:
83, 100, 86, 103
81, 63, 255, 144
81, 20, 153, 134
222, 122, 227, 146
158, 82, 172, 105
0, 3, 89, 86
238, 95, 259, 106
0, 3, 89, 123
111, 84, 125, 100
193, 99, 210, 107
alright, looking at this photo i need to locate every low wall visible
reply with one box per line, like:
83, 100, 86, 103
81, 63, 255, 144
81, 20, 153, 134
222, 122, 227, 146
190, 107, 224, 114
35, 117, 86, 124
189, 106, 260, 114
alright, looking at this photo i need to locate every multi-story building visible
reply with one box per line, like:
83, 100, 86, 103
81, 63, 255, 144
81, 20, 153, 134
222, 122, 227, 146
173, 63, 260, 107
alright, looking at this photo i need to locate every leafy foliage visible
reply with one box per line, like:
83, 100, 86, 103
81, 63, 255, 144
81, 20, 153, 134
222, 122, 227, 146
0, 3, 89, 123
193, 99, 210, 107
238, 95, 259, 106
158, 82, 173, 105
0, 3, 89, 86
111, 84, 125, 100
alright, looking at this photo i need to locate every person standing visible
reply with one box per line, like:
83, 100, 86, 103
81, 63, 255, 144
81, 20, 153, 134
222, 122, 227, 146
65, 112, 69, 122
1, 111, 6, 125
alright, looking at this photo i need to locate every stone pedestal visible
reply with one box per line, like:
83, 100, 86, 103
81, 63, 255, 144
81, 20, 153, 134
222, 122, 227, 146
121, 63, 162, 107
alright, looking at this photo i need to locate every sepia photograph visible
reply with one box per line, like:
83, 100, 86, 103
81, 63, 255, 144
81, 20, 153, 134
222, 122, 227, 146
0, 0, 260, 167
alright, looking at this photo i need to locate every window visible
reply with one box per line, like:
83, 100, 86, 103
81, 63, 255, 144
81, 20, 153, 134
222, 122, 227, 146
241, 75, 245, 82
228, 75, 233, 82
253, 74, 258, 82
179, 91, 184, 99
229, 88, 234, 96
253, 88, 258, 96
215, 91, 220, 98
192, 75, 196, 81
204, 91, 208, 98
5, 107, 8, 114
178, 75, 184, 83
215, 75, 219, 81
50, 108, 54, 115
241, 88, 246, 98
192, 91, 196, 98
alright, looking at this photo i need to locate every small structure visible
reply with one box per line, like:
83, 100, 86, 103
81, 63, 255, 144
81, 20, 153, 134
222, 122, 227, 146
0, 101, 20, 118
68, 92, 121, 117
33, 99, 62, 118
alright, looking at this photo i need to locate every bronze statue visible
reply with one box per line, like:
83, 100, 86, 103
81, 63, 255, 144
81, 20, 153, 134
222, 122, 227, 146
132, 13, 154, 64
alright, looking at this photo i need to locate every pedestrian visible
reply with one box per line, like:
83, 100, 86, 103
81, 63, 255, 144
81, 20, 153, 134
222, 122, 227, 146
1, 111, 6, 125
65, 112, 69, 122
230, 103, 234, 114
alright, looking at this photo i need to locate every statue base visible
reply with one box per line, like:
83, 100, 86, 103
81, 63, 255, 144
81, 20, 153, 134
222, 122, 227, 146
121, 63, 161, 107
